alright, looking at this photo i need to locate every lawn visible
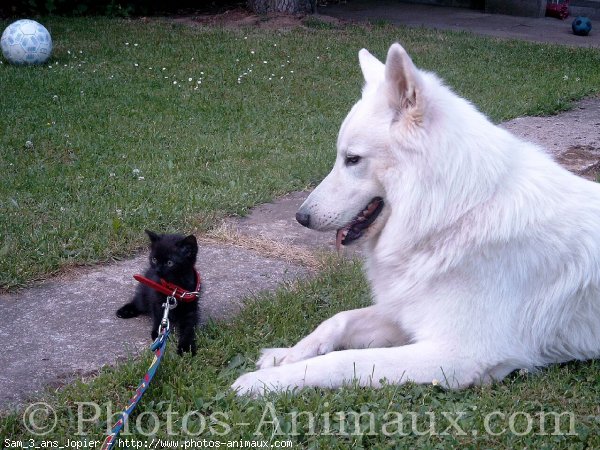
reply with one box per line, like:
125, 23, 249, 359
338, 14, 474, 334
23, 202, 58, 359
1, 15, 600, 449
1, 17, 600, 289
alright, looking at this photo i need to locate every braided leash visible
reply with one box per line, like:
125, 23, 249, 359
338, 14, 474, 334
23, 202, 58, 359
100, 294, 177, 450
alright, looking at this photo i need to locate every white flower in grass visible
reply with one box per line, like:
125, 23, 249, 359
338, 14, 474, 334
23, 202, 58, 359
132, 168, 140, 175
125, 42, 129, 45
138, 176, 145, 180
25, 140, 34, 149
188, 77, 193, 82
134, 43, 138, 47
432, 379, 440, 386
134, 63, 138, 67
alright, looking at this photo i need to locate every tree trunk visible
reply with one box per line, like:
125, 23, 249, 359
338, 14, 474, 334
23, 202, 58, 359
247, 0, 315, 14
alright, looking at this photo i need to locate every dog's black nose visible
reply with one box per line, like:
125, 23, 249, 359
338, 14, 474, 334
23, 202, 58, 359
296, 211, 310, 228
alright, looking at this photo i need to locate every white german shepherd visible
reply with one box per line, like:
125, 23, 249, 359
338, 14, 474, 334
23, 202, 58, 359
232, 43, 600, 395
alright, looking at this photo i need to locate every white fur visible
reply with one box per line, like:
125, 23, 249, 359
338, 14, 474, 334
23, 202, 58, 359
232, 43, 600, 395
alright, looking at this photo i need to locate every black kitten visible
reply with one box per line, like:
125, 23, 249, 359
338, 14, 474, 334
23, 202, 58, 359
117, 230, 200, 355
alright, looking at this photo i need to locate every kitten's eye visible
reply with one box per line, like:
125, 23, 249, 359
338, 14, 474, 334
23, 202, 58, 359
167, 260, 174, 267
151, 257, 157, 264
345, 155, 361, 166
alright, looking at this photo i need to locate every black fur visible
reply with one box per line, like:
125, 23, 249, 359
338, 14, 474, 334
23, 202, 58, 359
117, 230, 200, 355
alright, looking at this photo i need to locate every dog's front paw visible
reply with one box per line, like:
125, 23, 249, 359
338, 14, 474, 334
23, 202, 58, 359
256, 348, 294, 369
231, 370, 279, 396
231, 367, 302, 397
256, 340, 334, 369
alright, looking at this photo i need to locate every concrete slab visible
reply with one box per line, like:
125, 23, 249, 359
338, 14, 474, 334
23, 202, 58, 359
225, 191, 337, 252
0, 243, 307, 409
502, 96, 600, 177
319, 1, 600, 48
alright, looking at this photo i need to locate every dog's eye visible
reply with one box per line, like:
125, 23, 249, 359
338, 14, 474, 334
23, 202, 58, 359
167, 260, 174, 267
345, 155, 361, 166
151, 257, 157, 264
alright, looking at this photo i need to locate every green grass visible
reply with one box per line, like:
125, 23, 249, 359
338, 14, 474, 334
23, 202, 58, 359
1, 260, 599, 448
1, 18, 600, 289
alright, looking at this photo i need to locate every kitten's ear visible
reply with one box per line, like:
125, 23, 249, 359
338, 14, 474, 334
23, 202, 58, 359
177, 235, 198, 256
145, 230, 160, 243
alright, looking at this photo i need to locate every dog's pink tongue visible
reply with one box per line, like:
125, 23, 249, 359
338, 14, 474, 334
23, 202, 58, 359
336, 229, 344, 251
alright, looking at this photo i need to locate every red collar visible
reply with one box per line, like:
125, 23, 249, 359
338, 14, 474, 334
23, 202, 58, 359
133, 269, 201, 302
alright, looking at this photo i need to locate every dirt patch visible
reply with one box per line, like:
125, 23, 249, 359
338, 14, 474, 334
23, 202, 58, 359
556, 145, 600, 180
169, 8, 343, 30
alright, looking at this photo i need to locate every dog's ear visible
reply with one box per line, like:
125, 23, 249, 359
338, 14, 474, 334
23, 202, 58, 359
359, 48, 384, 85
384, 43, 421, 114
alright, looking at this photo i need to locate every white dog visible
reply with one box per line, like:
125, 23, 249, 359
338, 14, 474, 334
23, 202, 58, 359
232, 43, 600, 395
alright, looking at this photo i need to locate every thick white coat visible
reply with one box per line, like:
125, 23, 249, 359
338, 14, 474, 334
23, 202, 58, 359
232, 43, 600, 394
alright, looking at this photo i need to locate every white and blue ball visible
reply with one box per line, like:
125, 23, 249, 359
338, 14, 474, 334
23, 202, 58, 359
1, 19, 53, 65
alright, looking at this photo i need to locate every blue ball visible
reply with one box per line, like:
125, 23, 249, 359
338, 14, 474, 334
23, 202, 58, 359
1, 19, 53, 65
572, 16, 592, 36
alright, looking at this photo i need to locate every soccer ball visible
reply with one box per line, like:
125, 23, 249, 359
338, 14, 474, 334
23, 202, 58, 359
572, 16, 592, 36
1, 19, 53, 65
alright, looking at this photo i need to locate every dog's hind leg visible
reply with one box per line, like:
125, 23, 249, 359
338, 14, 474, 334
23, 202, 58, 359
256, 306, 408, 369
234, 341, 484, 395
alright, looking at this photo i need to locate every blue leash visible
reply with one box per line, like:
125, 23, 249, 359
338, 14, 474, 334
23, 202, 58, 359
101, 296, 176, 450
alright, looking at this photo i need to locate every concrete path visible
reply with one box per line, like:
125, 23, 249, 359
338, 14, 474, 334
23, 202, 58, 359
319, 1, 600, 48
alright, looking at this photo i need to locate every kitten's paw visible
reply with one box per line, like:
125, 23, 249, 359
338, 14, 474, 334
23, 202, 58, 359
116, 303, 140, 319
177, 342, 197, 356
